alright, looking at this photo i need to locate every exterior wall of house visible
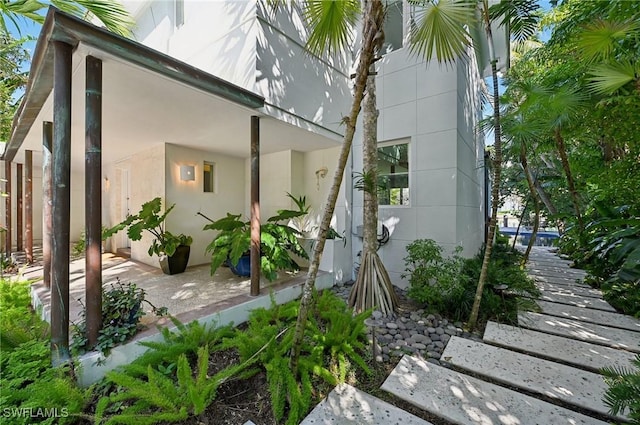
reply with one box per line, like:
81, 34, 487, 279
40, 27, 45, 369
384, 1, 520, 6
126, 0, 258, 90
255, 2, 353, 135
165, 144, 246, 267
104, 144, 166, 267
351, 47, 484, 289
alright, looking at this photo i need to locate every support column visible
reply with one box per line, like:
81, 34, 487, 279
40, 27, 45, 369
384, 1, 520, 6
4, 161, 11, 256
85, 56, 103, 346
250, 115, 260, 296
25, 151, 33, 263
43, 122, 53, 288
51, 40, 73, 366
16, 163, 22, 252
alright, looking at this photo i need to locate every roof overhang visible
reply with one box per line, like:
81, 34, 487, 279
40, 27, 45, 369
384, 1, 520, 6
4, 7, 341, 169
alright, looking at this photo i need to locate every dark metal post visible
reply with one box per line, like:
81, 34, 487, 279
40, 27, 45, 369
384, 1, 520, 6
25, 151, 33, 263
4, 161, 11, 256
16, 163, 23, 252
43, 122, 53, 288
51, 40, 73, 366
250, 116, 260, 296
85, 56, 103, 346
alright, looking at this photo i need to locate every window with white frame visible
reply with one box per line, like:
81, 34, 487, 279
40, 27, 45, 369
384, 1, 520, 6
378, 141, 409, 206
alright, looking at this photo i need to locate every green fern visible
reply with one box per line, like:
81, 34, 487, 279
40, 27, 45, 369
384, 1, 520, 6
97, 344, 253, 424
602, 354, 640, 422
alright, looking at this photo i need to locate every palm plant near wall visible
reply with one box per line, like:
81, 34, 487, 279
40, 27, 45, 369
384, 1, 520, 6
408, 0, 540, 330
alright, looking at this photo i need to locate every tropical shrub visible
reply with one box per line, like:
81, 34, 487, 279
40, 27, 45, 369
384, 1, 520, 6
602, 354, 640, 424
0, 279, 48, 351
403, 239, 539, 324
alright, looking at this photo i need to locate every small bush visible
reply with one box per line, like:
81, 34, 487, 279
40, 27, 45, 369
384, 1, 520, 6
403, 239, 539, 325
0, 279, 48, 351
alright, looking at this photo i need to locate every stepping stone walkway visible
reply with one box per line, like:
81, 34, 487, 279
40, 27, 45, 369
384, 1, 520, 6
380, 246, 638, 424
300, 383, 432, 425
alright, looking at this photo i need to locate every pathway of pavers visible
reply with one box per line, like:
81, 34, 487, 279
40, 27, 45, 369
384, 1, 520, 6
380, 246, 639, 424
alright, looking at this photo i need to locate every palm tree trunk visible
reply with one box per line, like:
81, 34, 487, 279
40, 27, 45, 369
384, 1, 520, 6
348, 66, 398, 315
289, 0, 384, 372
467, 2, 501, 331
520, 142, 540, 264
554, 128, 583, 231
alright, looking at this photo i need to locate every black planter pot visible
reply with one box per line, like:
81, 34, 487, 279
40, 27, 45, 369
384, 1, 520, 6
159, 245, 191, 275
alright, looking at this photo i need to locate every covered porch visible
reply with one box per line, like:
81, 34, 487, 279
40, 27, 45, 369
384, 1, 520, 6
3, 8, 347, 366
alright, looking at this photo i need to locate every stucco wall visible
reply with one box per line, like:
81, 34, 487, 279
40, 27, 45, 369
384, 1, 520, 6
130, 0, 258, 90
165, 144, 246, 267
351, 47, 484, 289
256, 2, 352, 135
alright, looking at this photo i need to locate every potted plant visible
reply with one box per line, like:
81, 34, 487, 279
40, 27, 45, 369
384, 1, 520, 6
202, 209, 309, 281
104, 197, 193, 275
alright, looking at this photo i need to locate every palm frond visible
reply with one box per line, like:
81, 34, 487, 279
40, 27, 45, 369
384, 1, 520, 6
587, 62, 637, 96
576, 19, 640, 63
489, 0, 540, 43
303, 0, 360, 57
409, 0, 476, 65
51, 0, 134, 37
0, 0, 47, 34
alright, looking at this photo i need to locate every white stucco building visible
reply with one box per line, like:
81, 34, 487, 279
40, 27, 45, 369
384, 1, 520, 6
3, 0, 504, 288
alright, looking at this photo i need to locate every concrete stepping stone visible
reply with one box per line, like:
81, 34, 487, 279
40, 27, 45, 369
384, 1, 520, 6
382, 355, 609, 425
300, 383, 432, 425
535, 281, 603, 299
529, 270, 588, 283
532, 274, 591, 288
534, 288, 616, 312
440, 337, 624, 420
483, 321, 637, 373
537, 300, 640, 332
519, 312, 640, 353
528, 265, 587, 276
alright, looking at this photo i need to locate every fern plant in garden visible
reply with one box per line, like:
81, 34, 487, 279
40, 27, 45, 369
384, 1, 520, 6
95, 345, 252, 425
602, 354, 640, 424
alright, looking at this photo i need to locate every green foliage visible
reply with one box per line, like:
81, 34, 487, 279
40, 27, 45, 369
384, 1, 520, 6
95, 345, 249, 424
72, 279, 168, 356
0, 279, 48, 352
103, 198, 192, 258
403, 239, 539, 324
602, 354, 640, 423
223, 291, 371, 425
203, 210, 309, 281
402, 239, 465, 312
122, 317, 236, 378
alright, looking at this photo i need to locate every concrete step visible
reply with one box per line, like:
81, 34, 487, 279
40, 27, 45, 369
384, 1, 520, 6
440, 337, 623, 420
536, 290, 617, 312
519, 312, 640, 353
532, 273, 592, 288
535, 281, 603, 299
528, 265, 587, 276
529, 270, 588, 283
382, 355, 609, 425
300, 383, 432, 425
483, 321, 637, 373
536, 300, 640, 332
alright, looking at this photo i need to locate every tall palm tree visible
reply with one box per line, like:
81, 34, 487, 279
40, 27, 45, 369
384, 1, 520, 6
289, 0, 384, 371
408, 0, 539, 330
1, 0, 134, 37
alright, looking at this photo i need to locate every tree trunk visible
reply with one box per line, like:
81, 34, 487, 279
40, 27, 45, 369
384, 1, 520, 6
520, 142, 540, 264
289, 0, 384, 372
467, 2, 501, 331
348, 65, 398, 316
554, 128, 583, 232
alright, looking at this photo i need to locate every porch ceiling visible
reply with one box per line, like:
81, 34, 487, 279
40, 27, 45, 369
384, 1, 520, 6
7, 8, 342, 170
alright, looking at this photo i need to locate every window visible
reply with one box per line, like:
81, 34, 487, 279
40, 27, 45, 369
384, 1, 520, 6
175, 0, 184, 28
203, 161, 215, 193
382, 0, 404, 53
378, 142, 409, 206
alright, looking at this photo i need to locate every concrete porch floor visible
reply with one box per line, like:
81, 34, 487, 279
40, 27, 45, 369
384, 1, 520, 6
22, 250, 332, 385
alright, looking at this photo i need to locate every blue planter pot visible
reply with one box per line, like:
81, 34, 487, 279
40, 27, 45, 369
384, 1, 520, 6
228, 254, 251, 277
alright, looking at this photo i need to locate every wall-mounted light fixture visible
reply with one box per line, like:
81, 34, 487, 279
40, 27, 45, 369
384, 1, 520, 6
180, 165, 195, 181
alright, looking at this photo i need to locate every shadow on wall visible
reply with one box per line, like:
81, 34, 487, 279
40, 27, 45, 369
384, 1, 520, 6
255, 1, 352, 134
